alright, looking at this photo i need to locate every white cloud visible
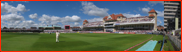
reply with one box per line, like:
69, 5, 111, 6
1, 2, 28, 14
16, 4, 27, 11
1, 2, 36, 28
38, 14, 82, 26
17, 20, 39, 28
74, 22, 80, 26
3, 20, 38, 28
157, 19, 162, 25
29, 13, 38, 19
81, 1, 109, 17
1, 20, 21, 28
122, 13, 141, 18
148, 1, 164, 6
1, 13, 24, 22
156, 10, 164, 17
1, 25, 6, 28
87, 17, 103, 22
142, 7, 150, 13
8, 21, 21, 28
61, 15, 82, 22
38, 14, 54, 25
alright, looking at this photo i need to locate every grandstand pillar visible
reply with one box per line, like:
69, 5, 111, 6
154, 16, 157, 31
113, 29, 116, 32
104, 29, 106, 32
175, 18, 179, 30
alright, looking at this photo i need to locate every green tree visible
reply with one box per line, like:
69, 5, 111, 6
3, 27, 8, 29
23, 27, 26, 29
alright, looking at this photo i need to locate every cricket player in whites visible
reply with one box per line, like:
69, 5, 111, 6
56, 31, 60, 43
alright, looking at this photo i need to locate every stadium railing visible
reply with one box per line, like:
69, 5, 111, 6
166, 34, 181, 50
160, 36, 165, 51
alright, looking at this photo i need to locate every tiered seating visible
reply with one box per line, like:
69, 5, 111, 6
116, 30, 153, 34
83, 21, 104, 27
117, 16, 154, 23
43, 30, 105, 33
44, 30, 69, 32
79, 31, 104, 33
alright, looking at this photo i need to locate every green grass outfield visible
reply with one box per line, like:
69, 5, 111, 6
1, 32, 174, 51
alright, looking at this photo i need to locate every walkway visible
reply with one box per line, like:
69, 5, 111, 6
136, 40, 158, 51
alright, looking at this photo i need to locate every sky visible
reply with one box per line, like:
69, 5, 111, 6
1, 1, 164, 28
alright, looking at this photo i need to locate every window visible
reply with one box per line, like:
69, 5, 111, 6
165, 4, 175, 6
118, 17, 120, 18
164, 11, 176, 13
164, 15, 175, 17
165, 8, 177, 10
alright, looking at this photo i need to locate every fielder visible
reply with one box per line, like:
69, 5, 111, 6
56, 31, 60, 43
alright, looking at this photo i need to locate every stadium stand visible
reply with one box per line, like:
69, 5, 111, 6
2, 9, 158, 34
83, 21, 104, 27
81, 9, 157, 34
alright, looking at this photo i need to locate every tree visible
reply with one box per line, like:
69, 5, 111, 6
3, 27, 8, 29
15, 28, 19, 29
23, 27, 26, 29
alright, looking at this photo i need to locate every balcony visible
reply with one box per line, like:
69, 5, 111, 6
164, 9, 177, 11
164, 3, 179, 5
164, 16, 175, 18
164, 19, 167, 22
164, 6, 178, 8
104, 25, 114, 27
164, 13, 176, 15
104, 22, 115, 24
164, 23, 168, 25
164, 27, 167, 29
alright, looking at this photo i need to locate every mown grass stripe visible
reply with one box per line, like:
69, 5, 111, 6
1, 33, 166, 51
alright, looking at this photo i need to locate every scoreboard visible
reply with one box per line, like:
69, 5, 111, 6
65, 25, 70, 30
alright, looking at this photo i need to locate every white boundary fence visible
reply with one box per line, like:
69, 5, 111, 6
167, 34, 181, 50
